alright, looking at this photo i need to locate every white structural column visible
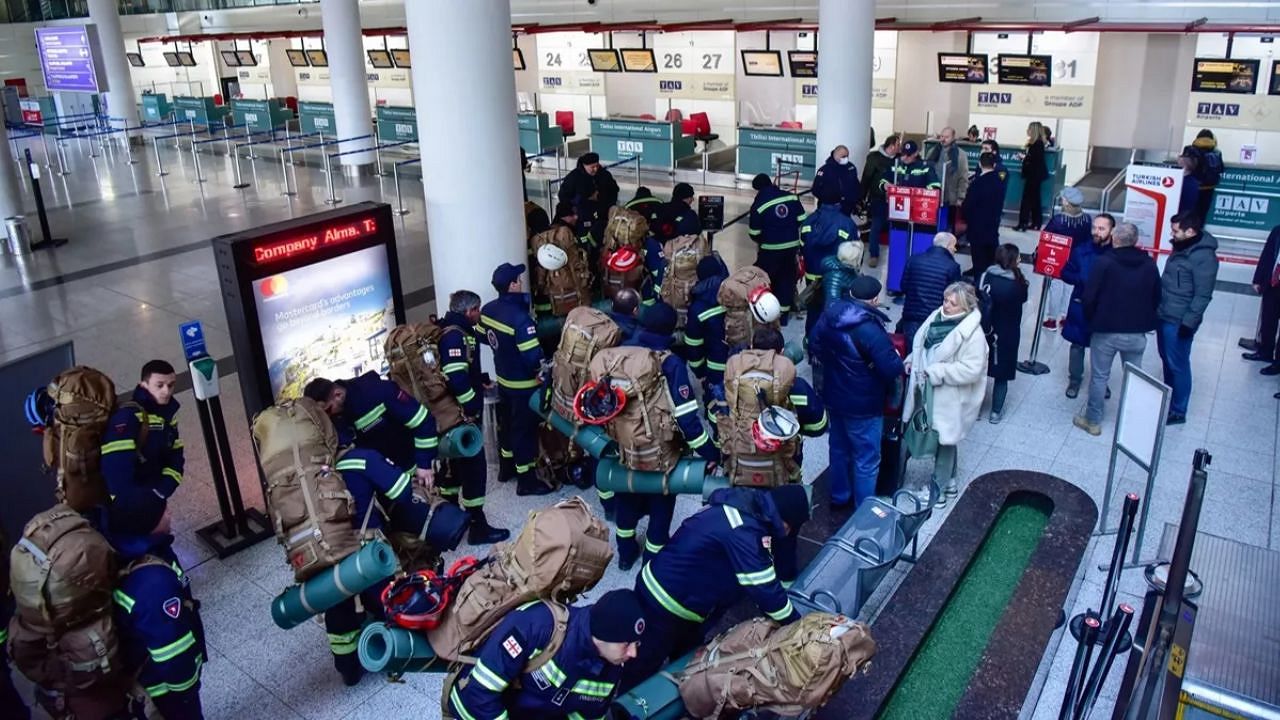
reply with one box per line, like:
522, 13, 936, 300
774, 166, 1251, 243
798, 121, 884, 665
405, 0, 526, 306
817, 0, 875, 159
86, 0, 139, 131
319, 0, 374, 166
0, 121, 25, 220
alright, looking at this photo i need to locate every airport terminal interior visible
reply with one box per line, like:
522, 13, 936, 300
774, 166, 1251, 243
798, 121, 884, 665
0, 1, 1278, 719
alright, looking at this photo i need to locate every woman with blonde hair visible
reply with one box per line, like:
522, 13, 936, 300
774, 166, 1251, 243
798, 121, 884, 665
903, 282, 989, 506
1015, 121, 1048, 231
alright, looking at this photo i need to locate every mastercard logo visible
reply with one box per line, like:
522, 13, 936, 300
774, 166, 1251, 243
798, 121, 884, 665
259, 275, 289, 298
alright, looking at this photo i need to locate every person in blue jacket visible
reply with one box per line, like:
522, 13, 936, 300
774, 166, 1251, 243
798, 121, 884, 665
748, 174, 806, 322
961, 152, 1007, 280
613, 302, 720, 571
898, 232, 963, 354
478, 262, 555, 496
100, 360, 184, 539
809, 276, 905, 508
620, 484, 810, 692
1061, 212, 1114, 399
812, 145, 862, 217
682, 254, 730, 389
801, 181, 858, 337
447, 589, 645, 720
650, 182, 702, 241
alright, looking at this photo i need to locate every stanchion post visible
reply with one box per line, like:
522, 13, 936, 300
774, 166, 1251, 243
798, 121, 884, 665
191, 138, 206, 183
393, 162, 409, 216
232, 144, 249, 190
374, 141, 385, 177
1075, 494, 1138, 652
1074, 604, 1135, 720
1017, 275, 1053, 375
55, 139, 70, 176
280, 148, 295, 196
634, 155, 641, 186
23, 148, 66, 249
152, 136, 168, 177
1058, 615, 1100, 720
323, 150, 341, 204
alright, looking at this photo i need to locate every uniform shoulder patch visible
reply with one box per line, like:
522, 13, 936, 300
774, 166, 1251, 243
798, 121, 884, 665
761, 536, 772, 551
525, 326, 537, 336
502, 634, 524, 658
678, 385, 691, 399
448, 348, 463, 357
162, 597, 181, 619
775, 204, 790, 219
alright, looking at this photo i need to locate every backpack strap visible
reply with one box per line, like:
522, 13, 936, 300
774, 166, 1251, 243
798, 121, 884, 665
118, 401, 150, 457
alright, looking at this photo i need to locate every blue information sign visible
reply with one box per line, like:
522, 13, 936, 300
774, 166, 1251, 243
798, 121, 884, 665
35, 26, 106, 94
179, 321, 208, 361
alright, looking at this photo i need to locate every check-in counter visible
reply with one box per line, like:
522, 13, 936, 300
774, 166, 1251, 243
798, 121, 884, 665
737, 125, 817, 177
173, 96, 231, 129
589, 117, 695, 170
926, 140, 1064, 214
231, 99, 293, 134
376, 106, 418, 143
1206, 164, 1280, 240
298, 101, 336, 135
518, 112, 564, 157
141, 94, 172, 123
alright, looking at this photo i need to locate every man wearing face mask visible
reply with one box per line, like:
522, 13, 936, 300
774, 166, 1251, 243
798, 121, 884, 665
812, 145, 862, 218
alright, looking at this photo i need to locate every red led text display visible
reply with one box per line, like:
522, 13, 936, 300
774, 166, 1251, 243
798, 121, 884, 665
250, 214, 380, 266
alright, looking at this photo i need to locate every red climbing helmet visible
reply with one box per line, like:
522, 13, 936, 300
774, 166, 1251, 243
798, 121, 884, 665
605, 246, 641, 273
573, 377, 627, 425
381, 556, 483, 631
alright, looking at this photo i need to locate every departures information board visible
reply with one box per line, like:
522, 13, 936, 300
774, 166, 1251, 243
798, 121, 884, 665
1192, 58, 1260, 94
997, 54, 1051, 86
214, 202, 406, 417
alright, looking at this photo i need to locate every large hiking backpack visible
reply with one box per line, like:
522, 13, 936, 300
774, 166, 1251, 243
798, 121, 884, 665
8, 505, 122, 701
600, 206, 649, 301
678, 613, 877, 719
550, 307, 623, 422
385, 323, 468, 432
723, 350, 800, 488
427, 496, 611, 662
587, 347, 682, 473
531, 225, 592, 316
717, 266, 779, 350
42, 366, 146, 512
252, 397, 362, 582
659, 235, 712, 329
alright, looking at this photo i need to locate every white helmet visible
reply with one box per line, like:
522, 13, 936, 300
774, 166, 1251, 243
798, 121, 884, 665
536, 244, 569, 271
748, 286, 782, 324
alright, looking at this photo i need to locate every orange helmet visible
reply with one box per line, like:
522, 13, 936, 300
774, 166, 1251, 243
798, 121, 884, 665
573, 378, 626, 425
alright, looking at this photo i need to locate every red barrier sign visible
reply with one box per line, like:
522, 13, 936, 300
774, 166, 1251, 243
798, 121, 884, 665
886, 185, 942, 225
1034, 231, 1073, 278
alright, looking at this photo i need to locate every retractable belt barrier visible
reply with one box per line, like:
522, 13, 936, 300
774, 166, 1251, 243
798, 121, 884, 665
391, 156, 421, 216
278, 133, 373, 198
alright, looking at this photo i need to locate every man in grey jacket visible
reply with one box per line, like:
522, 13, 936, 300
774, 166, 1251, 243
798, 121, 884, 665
1157, 211, 1220, 424
927, 127, 969, 234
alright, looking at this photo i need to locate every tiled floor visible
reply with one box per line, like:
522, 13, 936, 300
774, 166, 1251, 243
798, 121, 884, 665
2, 132, 1276, 720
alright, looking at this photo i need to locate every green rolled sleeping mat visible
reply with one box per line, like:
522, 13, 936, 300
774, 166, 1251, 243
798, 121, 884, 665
528, 389, 618, 459
610, 651, 692, 719
437, 423, 483, 458
271, 540, 399, 630
595, 457, 709, 495
358, 621, 444, 674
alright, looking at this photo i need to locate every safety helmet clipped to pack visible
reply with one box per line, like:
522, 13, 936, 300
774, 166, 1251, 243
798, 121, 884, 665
24, 386, 54, 432
605, 246, 641, 274
751, 405, 801, 453
381, 556, 483, 631
748, 286, 782, 324
536, 243, 569, 272
573, 376, 626, 426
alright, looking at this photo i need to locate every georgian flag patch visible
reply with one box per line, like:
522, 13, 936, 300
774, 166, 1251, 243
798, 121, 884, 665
163, 597, 182, 619
503, 635, 523, 658
762, 536, 772, 550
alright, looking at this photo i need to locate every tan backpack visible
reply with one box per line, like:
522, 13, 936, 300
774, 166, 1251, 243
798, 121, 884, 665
531, 225, 592, 316
659, 234, 712, 329
41, 366, 146, 513
678, 613, 877, 719
600, 206, 649, 301
385, 323, 467, 433
427, 496, 611, 662
723, 350, 800, 488
550, 307, 622, 422
251, 397, 362, 582
587, 347, 682, 473
717, 266, 779, 350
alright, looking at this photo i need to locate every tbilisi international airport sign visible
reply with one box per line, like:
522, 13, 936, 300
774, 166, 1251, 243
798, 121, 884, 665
35, 25, 108, 94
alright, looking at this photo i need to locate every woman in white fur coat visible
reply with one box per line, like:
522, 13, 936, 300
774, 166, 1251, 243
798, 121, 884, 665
902, 282, 990, 506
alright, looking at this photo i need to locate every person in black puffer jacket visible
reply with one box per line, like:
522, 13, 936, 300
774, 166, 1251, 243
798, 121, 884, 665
979, 244, 1029, 424
898, 232, 962, 354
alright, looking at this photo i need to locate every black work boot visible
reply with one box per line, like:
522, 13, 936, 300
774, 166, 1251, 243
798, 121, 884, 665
335, 653, 364, 686
516, 473, 555, 496
467, 511, 511, 545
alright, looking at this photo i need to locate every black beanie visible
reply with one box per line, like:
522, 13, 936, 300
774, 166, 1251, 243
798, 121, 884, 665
771, 485, 811, 529
696, 254, 727, 281
816, 181, 843, 205
589, 590, 646, 644
580, 152, 600, 167
849, 275, 882, 301
634, 186, 653, 199
752, 173, 772, 191
673, 183, 695, 201
640, 302, 678, 335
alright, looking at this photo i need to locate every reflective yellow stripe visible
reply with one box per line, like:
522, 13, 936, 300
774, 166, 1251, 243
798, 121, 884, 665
597, 488, 615, 500
838, 229, 850, 239
415, 436, 439, 449
697, 306, 726, 322
541, 659, 567, 687
644, 539, 664, 555
706, 360, 726, 372
724, 506, 743, 528
573, 679, 614, 698
689, 358, 706, 368
172, 439, 184, 449
615, 527, 637, 539
354, 403, 387, 431
687, 431, 710, 449
471, 660, 508, 692
500, 448, 514, 459
684, 336, 704, 347
481, 315, 515, 335
457, 388, 476, 404
766, 600, 796, 621
442, 362, 470, 374
736, 567, 777, 586
673, 400, 699, 417
515, 461, 536, 474
757, 194, 799, 213
449, 687, 483, 720
804, 415, 829, 433
497, 376, 540, 390
747, 227, 761, 236
144, 655, 203, 698
641, 564, 704, 623
800, 225, 812, 234
102, 439, 137, 454
804, 272, 822, 281
760, 240, 801, 251
327, 630, 360, 654
334, 458, 366, 471
517, 338, 540, 352
386, 471, 412, 500
404, 405, 429, 429
113, 590, 135, 613
149, 631, 196, 662
789, 394, 808, 406
460, 495, 486, 509
162, 467, 182, 485
0, 629, 7, 644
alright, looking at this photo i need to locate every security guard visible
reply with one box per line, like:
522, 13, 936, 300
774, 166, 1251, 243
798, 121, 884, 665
446, 589, 645, 720
620, 484, 810, 691
110, 532, 206, 718
800, 181, 858, 336
436, 289, 510, 544
479, 262, 554, 496
614, 302, 720, 571
682, 254, 730, 389
100, 360, 184, 539
886, 140, 941, 190
748, 174, 806, 323
624, 186, 663, 223
303, 373, 439, 489
650, 183, 702, 241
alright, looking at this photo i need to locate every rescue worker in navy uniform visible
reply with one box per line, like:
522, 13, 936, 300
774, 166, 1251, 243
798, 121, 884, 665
748, 174, 806, 324
886, 140, 942, 190
436, 289, 511, 544
446, 589, 645, 720
0, 530, 30, 720
624, 186, 663, 223
614, 302, 721, 571
479, 262, 555, 496
682, 254, 731, 390
650, 182, 702, 242
620, 484, 810, 691
607, 287, 643, 344
811, 144, 862, 218
100, 360, 185, 539
800, 181, 858, 337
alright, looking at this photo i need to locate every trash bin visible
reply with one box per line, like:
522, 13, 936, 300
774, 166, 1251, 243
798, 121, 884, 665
5, 216, 31, 255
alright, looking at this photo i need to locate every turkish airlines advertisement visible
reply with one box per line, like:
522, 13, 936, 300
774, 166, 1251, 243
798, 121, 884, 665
1123, 165, 1183, 257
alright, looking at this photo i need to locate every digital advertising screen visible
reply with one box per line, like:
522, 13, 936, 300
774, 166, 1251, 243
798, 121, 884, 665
126, 52, 144, 68
368, 49, 393, 69
236, 51, 257, 67
176, 52, 197, 67
220, 50, 241, 67
305, 49, 329, 68
1192, 58, 1260, 94
214, 202, 406, 417
163, 51, 180, 67
285, 48, 309, 67
588, 49, 621, 72
998, 54, 1051, 86
513, 48, 526, 71
621, 48, 656, 73
741, 50, 783, 77
390, 49, 411, 69
1271, 60, 1280, 96
938, 53, 989, 83
788, 51, 817, 78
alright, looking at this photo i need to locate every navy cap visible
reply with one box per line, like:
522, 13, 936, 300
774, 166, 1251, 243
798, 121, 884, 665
589, 589, 646, 644
639, 302, 678, 335
901, 140, 920, 156
491, 263, 526, 290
